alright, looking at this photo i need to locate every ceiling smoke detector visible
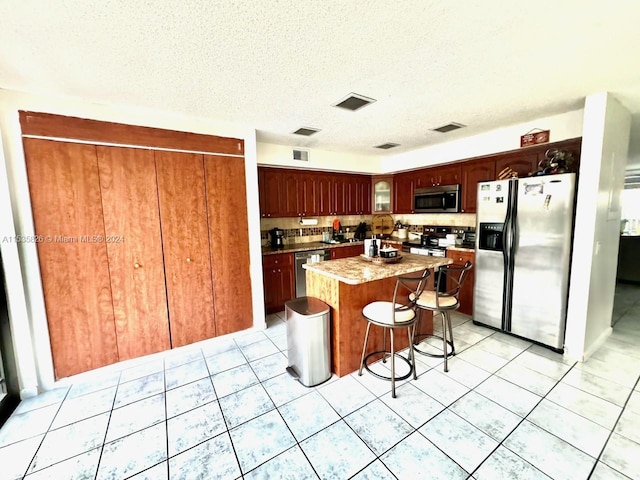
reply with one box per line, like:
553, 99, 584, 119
374, 143, 400, 149
292, 127, 321, 136
333, 93, 376, 111
430, 122, 466, 133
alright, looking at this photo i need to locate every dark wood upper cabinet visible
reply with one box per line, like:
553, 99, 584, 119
495, 152, 539, 179
280, 171, 300, 217
258, 168, 282, 218
461, 159, 496, 213
394, 172, 415, 214
418, 164, 461, 187
316, 173, 334, 216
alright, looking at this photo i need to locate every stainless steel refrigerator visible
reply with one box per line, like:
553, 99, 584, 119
473, 172, 576, 351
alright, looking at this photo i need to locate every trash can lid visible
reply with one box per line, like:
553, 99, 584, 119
285, 296, 330, 316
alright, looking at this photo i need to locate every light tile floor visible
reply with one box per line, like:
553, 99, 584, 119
1, 285, 640, 479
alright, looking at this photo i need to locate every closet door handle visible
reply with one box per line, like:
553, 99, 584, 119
186, 257, 191, 263
134, 262, 141, 269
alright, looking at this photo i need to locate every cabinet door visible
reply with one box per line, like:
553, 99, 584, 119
495, 152, 538, 179
393, 173, 414, 214
258, 168, 281, 218
438, 165, 462, 185
156, 151, 216, 347
359, 176, 372, 214
205, 155, 253, 335
298, 173, 317, 216
96, 146, 170, 361
281, 171, 300, 217
446, 251, 475, 315
316, 174, 333, 216
461, 159, 495, 213
333, 175, 347, 215
372, 176, 392, 213
23, 138, 118, 378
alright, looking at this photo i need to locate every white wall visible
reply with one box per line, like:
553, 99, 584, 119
381, 110, 585, 172
0, 89, 265, 394
257, 142, 382, 173
565, 92, 631, 361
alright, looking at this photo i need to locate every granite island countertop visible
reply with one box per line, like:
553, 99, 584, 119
303, 252, 453, 285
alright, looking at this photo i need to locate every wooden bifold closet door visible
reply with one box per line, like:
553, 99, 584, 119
23, 138, 118, 378
155, 150, 216, 347
96, 146, 170, 360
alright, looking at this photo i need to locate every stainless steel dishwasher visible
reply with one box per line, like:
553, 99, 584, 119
294, 249, 330, 297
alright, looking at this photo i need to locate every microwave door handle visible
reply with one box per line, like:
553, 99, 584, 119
442, 196, 446, 209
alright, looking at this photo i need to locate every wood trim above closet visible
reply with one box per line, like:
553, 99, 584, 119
19, 111, 244, 156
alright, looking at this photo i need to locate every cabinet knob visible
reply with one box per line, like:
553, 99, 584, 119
186, 257, 191, 263
134, 262, 140, 269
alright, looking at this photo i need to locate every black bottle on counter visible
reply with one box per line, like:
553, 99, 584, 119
368, 238, 378, 257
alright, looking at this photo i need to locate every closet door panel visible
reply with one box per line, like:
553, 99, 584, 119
96, 146, 170, 360
23, 138, 117, 378
204, 155, 253, 334
155, 151, 216, 347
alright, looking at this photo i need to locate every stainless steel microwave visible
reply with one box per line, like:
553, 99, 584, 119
413, 184, 461, 213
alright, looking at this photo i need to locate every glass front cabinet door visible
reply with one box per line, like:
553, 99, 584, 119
372, 176, 392, 213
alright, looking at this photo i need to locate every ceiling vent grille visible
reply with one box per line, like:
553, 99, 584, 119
293, 149, 309, 162
374, 143, 400, 150
292, 127, 321, 136
333, 93, 376, 111
431, 122, 466, 133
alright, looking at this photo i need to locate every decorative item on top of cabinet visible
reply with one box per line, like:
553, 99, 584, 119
372, 175, 393, 213
446, 249, 475, 316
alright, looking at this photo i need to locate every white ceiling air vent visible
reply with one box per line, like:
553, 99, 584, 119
430, 122, 466, 133
293, 148, 309, 162
333, 93, 376, 111
292, 127, 321, 136
374, 143, 400, 150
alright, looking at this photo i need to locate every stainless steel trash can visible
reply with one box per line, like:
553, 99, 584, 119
285, 296, 331, 387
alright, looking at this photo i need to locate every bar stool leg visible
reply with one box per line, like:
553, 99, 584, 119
408, 326, 417, 380
382, 327, 388, 363
390, 329, 396, 398
441, 312, 449, 373
358, 322, 372, 376
446, 312, 456, 356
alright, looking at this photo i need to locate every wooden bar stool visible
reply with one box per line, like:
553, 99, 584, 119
358, 269, 430, 398
412, 261, 473, 372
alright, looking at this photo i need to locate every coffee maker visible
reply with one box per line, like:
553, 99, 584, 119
269, 228, 285, 249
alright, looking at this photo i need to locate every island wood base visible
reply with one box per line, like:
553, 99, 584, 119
306, 270, 434, 377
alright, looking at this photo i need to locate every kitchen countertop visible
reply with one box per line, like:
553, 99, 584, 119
261, 241, 365, 256
262, 240, 476, 256
302, 252, 453, 285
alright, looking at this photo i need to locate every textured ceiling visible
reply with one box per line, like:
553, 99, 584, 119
1, 1, 640, 163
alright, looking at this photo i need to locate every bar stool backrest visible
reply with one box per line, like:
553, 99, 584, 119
391, 268, 431, 323
435, 261, 473, 309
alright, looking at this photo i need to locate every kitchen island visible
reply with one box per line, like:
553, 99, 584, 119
303, 253, 453, 376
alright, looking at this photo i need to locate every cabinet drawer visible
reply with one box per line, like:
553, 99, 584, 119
262, 252, 293, 269
447, 250, 475, 265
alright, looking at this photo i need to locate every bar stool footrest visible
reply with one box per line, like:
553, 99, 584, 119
413, 333, 456, 358
361, 351, 413, 381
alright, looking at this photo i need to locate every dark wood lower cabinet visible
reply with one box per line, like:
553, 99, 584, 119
262, 253, 295, 314
330, 244, 364, 260
447, 250, 475, 316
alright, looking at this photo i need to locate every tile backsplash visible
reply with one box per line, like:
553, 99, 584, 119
260, 213, 476, 246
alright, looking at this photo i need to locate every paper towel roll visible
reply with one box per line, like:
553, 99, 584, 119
299, 218, 318, 226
